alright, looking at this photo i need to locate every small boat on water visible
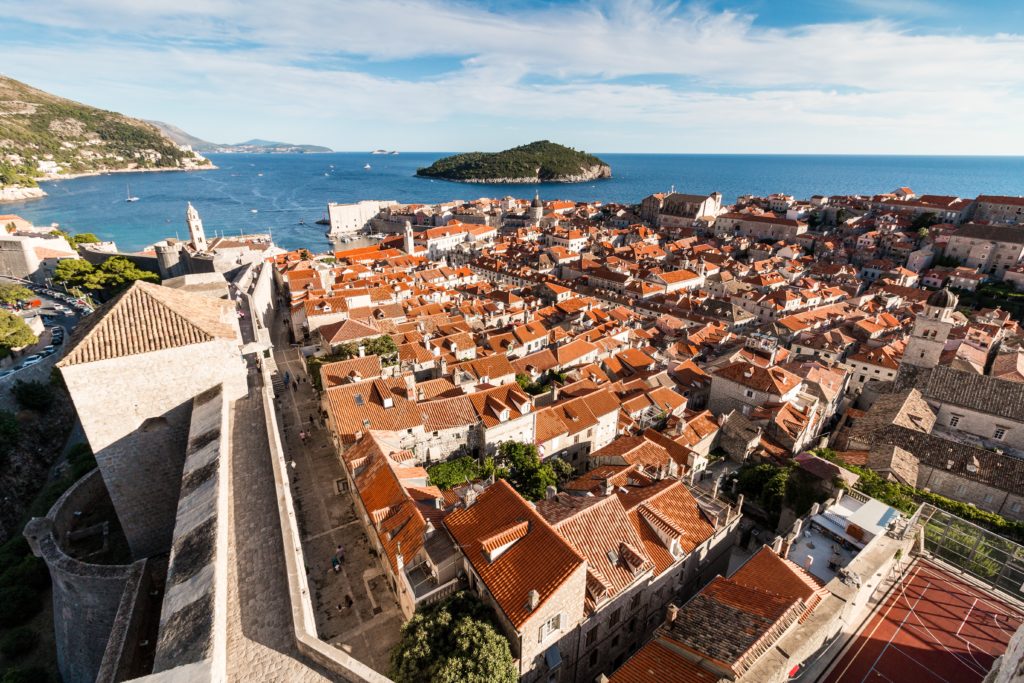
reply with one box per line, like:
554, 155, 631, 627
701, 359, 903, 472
298, 219, 305, 225
250, 209, 258, 213
125, 184, 139, 203
389, 151, 399, 155
364, 163, 372, 170
315, 213, 330, 226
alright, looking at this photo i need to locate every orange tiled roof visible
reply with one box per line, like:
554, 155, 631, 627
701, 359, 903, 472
444, 480, 585, 629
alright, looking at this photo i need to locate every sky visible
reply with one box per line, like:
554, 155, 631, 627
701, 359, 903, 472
2, 0, 1023, 154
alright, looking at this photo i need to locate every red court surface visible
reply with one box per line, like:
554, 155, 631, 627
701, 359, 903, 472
823, 558, 1023, 683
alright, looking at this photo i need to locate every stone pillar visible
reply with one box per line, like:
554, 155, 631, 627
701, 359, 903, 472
792, 518, 804, 538
771, 535, 783, 554
810, 502, 821, 517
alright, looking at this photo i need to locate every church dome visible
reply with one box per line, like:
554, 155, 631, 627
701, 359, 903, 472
531, 193, 542, 208
926, 287, 958, 309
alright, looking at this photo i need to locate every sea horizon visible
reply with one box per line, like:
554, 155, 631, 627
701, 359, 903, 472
6, 151, 1022, 253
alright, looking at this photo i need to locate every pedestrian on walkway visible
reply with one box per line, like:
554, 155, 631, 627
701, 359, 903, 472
345, 594, 354, 608
299, 430, 307, 443
336, 545, 345, 564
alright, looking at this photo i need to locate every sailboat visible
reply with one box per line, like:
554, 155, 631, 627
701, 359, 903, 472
364, 163, 372, 170
125, 184, 139, 202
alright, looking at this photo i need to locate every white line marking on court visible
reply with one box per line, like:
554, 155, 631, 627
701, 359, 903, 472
830, 563, 923, 682
888, 643, 953, 682
957, 598, 977, 637
860, 578, 931, 683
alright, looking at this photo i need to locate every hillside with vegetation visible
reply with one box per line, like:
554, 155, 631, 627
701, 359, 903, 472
416, 140, 611, 183
0, 74, 211, 190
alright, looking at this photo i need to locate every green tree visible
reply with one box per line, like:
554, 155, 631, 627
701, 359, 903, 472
73, 232, 100, 245
515, 372, 532, 391
548, 457, 576, 487
53, 258, 96, 289
364, 335, 398, 365
911, 212, 939, 231
0, 311, 37, 352
54, 256, 157, 294
498, 441, 557, 501
11, 379, 54, 412
96, 256, 159, 291
428, 456, 484, 489
0, 284, 34, 305
390, 591, 516, 683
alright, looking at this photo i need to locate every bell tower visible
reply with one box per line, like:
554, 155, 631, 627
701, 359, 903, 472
403, 221, 415, 255
186, 202, 208, 252
530, 192, 543, 222
903, 288, 957, 369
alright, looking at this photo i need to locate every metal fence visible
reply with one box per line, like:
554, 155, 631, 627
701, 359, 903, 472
918, 503, 1024, 603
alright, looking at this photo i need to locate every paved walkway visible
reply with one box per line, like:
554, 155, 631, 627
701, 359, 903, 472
271, 314, 403, 675
225, 373, 334, 682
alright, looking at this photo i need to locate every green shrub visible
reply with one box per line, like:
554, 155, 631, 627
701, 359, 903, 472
0, 537, 29, 576
0, 586, 41, 627
1, 666, 50, 683
11, 380, 54, 412
0, 556, 51, 592
0, 627, 39, 659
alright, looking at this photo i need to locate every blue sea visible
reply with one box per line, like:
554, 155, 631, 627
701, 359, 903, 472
6, 153, 1023, 252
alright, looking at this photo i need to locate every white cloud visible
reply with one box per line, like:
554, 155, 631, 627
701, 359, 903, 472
1, 0, 1022, 153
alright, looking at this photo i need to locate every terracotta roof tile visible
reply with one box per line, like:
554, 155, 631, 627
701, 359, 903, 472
444, 480, 584, 629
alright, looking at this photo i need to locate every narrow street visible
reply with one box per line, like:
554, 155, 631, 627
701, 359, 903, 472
268, 309, 402, 674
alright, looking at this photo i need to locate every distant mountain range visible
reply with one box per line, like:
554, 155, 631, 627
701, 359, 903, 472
0, 74, 211, 190
147, 121, 332, 154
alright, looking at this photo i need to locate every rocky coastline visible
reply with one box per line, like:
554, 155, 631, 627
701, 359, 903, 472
0, 185, 46, 202
431, 164, 612, 184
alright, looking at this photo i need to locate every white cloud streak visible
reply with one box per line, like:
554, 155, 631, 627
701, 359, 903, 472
1, 0, 1022, 153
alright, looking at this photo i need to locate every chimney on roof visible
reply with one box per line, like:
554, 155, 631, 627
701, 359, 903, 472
527, 589, 540, 612
396, 541, 404, 572
358, 345, 366, 358
464, 487, 478, 508
545, 485, 557, 500
665, 603, 679, 627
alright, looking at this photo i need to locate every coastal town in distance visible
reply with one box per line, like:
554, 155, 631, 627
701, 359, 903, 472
2, 1, 1024, 681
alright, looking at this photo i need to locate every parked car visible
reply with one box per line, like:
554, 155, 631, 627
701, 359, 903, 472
0, 369, 14, 379
19, 355, 43, 368
42, 345, 56, 355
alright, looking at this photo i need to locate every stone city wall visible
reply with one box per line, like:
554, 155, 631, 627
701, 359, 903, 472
151, 385, 230, 680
